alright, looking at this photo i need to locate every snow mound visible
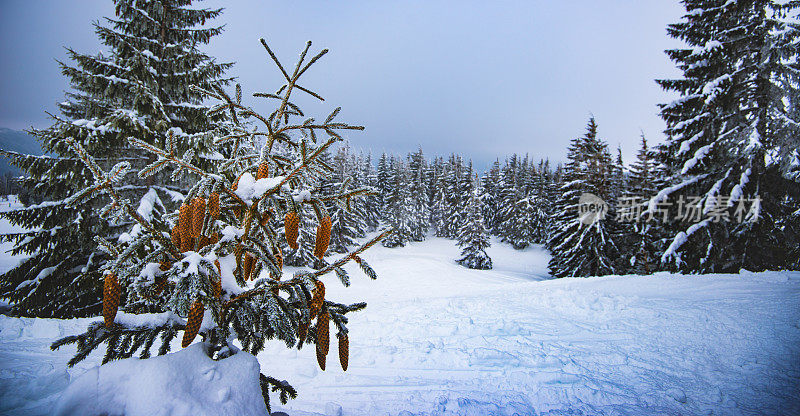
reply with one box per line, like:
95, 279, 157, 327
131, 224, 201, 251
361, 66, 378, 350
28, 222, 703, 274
53, 343, 267, 416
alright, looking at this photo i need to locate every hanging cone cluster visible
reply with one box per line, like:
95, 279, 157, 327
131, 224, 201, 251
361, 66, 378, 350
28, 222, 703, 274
314, 215, 332, 259
103, 272, 120, 328
171, 197, 219, 253
182, 300, 204, 348
285, 211, 299, 249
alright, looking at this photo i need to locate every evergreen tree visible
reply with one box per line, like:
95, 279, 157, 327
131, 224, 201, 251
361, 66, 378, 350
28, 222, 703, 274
50, 39, 388, 412
547, 117, 621, 278
360, 154, 381, 231
654, 0, 800, 272
382, 158, 414, 247
456, 182, 492, 270
479, 159, 501, 232
324, 146, 367, 254
0, 0, 231, 318
407, 148, 430, 241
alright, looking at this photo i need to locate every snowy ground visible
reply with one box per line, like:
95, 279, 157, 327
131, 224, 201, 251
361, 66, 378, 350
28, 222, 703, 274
1, 225, 799, 415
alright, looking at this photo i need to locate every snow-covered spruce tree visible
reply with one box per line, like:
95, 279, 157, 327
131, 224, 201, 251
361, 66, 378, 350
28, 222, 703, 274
479, 159, 502, 232
325, 145, 368, 254
376, 152, 392, 221
547, 117, 621, 278
456, 181, 492, 270
652, 0, 800, 272
622, 134, 663, 274
0, 0, 231, 318
50, 40, 389, 412
382, 158, 414, 247
407, 148, 430, 241
359, 153, 381, 231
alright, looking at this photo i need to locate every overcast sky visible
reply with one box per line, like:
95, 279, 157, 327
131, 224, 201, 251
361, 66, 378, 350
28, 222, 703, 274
0, 1, 684, 169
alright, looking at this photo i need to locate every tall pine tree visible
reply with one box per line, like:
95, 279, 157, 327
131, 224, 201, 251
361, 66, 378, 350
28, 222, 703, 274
654, 0, 800, 272
0, 0, 231, 317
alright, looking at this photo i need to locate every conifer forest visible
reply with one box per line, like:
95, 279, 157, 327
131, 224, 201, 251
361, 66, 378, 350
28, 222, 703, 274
0, 1, 798, 415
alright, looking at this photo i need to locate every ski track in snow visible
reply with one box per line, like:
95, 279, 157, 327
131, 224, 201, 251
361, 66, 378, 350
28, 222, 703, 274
1, 232, 799, 415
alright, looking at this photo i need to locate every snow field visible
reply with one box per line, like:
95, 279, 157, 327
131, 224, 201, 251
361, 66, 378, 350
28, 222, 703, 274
0, 235, 799, 415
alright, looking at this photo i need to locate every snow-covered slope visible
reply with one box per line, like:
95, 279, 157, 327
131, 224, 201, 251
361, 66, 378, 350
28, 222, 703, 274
1, 236, 799, 415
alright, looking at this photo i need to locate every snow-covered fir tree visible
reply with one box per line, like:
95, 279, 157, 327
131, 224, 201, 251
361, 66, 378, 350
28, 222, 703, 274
622, 134, 663, 274
407, 148, 430, 241
0, 0, 231, 318
479, 159, 501, 232
456, 180, 492, 270
50, 39, 388, 412
382, 158, 414, 247
324, 146, 367, 254
653, 0, 800, 272
360, 153, 381, 231
547, 117, 621, 278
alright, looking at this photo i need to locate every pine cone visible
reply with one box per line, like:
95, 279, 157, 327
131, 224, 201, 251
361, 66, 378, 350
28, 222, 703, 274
285, 211, 299, 250
243, 253, 255, 281
178, 202, 193, 252
191, 197, 206, 239
316, 310, 330, 371
339, 334, 349, 371
309, 279, 325, 318
182, 300, 204, 348
208, 192, 220, 219
103, 272, 120, 328
314, 215, 332, 259
256, 161, 269, 180
159, 261, 172, 271
297, 320, 309, 348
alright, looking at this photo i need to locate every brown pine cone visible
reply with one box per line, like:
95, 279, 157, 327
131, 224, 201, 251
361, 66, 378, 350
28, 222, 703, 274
182, 300, 204, 348
191, 197, 206, 239
208, 192, 220, 219
103, 272, 120, 328
284, 211, 299, 250
316, 310, 330, 371
309, 279, 325, 318
212, 260, 222, 299
243, 253, 255, 281
256, 161, 269, 180
178, 202, 193, 252
339, 334, 349, 371
314, 215, 332, 259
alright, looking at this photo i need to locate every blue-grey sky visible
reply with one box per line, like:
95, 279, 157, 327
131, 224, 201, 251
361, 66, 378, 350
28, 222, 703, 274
0, 1, 684, 169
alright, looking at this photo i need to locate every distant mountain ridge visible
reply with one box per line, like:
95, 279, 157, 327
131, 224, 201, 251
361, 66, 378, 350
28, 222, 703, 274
0, 127, 45, 177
